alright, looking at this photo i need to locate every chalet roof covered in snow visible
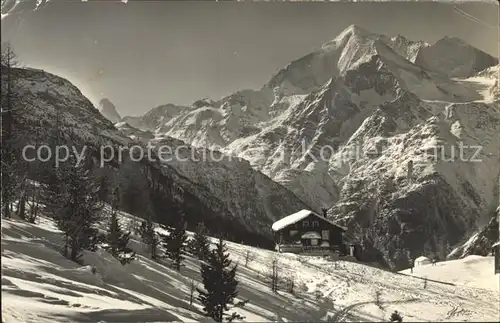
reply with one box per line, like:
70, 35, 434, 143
415, 256, 430, 262
271, 209, 347, 232
416, 256, 430, 260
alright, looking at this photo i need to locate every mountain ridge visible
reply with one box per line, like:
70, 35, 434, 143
8, 66, 311, 248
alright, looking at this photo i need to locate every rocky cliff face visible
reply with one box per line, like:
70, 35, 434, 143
98, 98, 121, 124
124, 25, 499, 269
448, 210, 499, 259
140, 103, 191, 131
327, 95, 500, 268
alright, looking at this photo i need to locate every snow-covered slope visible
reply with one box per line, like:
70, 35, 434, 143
120, 115, 146, 130
2, 211, 499, 322
472, 64, 500, 102
414, 37, 498, 78
140, 103, 192, 131
1, 0, 50, 19
9, 67, 310, 244
399, 255, 499, 292
115, 121, 154, 143
98, 98, 122, 124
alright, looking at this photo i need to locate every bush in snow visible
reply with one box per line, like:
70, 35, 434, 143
314, 290, 322, 302
243, 250, 255, 268
264, 258, 280, 293
226, 312, 245, 322
374, 289, 384, 309
284, 271, 296, 295
390, 310, 403, 322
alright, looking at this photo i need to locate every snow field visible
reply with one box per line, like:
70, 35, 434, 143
2, 207, 499, 322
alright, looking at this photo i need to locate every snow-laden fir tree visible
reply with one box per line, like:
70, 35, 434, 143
188, 222, 210, 260
197, 237, 239, 322
163, 216, 187, 271
106, 187, 136, 265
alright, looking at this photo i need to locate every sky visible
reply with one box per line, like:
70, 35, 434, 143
1, 1, 498, 117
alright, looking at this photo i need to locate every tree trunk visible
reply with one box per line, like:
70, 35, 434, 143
17, 191, 26, 220
2, 202, 10, 218
218, 306, 223, 323
63, 233, 69, 258
70, 238, 79, 262
151, 242, 156, 260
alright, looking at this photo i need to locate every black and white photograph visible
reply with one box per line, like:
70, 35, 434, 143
1, 0, 499, 322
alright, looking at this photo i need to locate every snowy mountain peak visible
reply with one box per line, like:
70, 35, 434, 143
192, 98, 218, 109
98, 98, 121, 124
266, 25, 457, 99
140, 103, 190, 131
335, 24, 372, 40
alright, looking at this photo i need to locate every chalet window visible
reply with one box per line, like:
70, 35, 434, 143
312, 220, 319, 228
290, 230, 298, 237
321, 230, 330, 240
302, 220, 309, 227
311, 239, 318, 246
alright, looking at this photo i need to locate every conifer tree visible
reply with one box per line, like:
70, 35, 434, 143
57, 155, 104, 262
188, 222, 210, 260
106, 187, 136, 265
163, 216, 187, 271
107, 188, 122, 257
1, 43, 20, 218
138, 215, 159, 259
42, 133, 70, 255
41, 106, 66, 242
197, 237, 239, 322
